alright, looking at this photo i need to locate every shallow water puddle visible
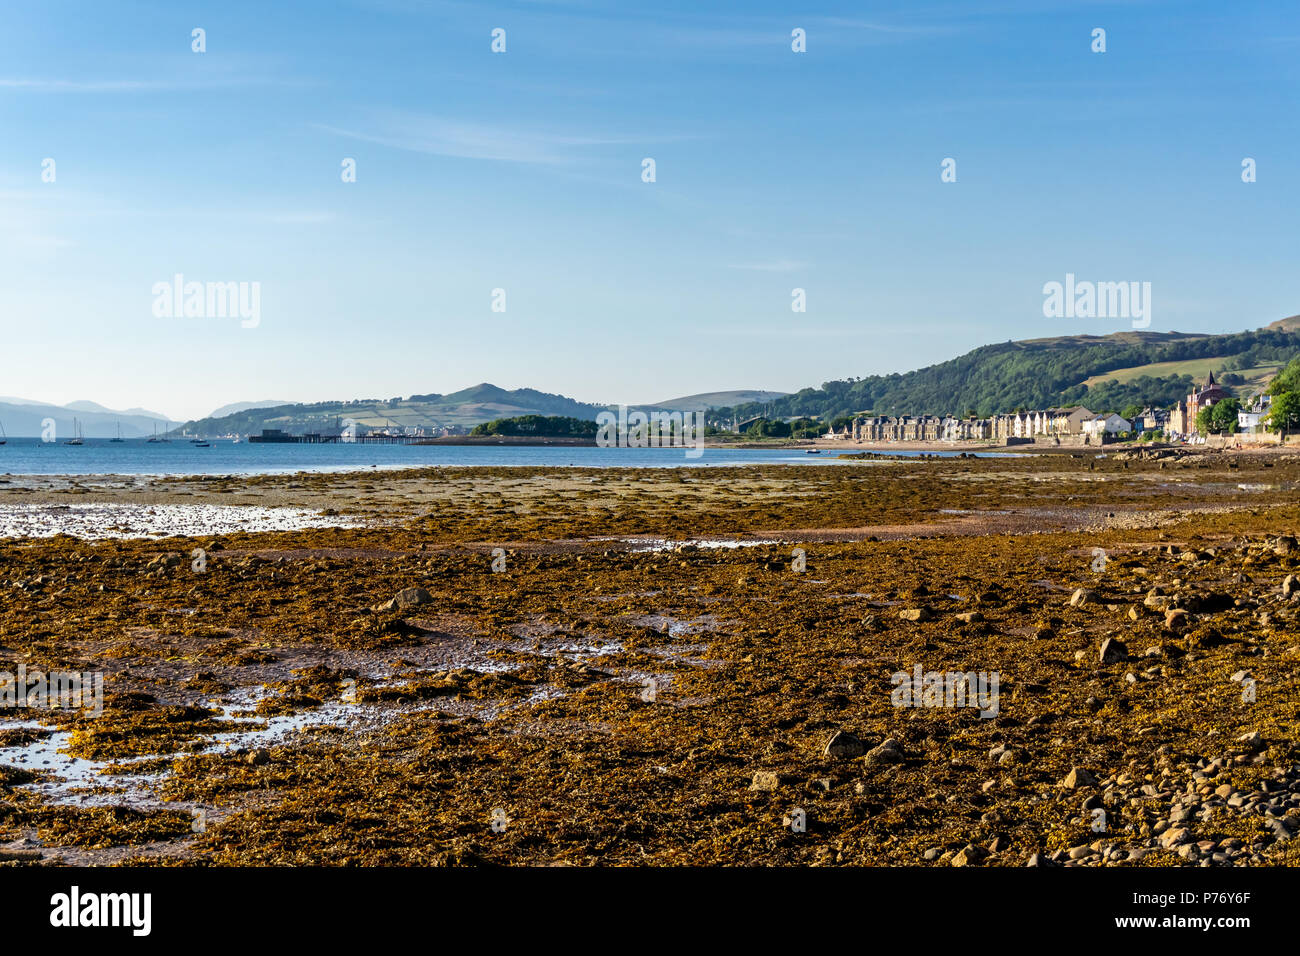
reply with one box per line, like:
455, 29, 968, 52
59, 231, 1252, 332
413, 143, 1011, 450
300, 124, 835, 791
546, 639, 624, 659
628, 612, 718, 638
601, 537, 779, 553
0, 691, 371, 810
0, 503, 365, 540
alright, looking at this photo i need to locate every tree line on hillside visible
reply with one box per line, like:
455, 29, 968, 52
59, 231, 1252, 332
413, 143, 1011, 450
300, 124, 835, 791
737, 417, 826, 439
470, 415, 598, 438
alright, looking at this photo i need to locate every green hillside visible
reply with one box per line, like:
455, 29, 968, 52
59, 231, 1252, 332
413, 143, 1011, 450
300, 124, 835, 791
178, 384, 607, 437
1083, 359, 1282, 392
715, 317, 1300, 424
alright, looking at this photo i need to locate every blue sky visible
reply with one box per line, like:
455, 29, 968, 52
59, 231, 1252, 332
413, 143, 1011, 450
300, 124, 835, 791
1, 0, 1297, 419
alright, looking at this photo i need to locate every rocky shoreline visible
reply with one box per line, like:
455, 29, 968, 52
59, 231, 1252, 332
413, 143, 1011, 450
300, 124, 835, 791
1, 452, 1298, 866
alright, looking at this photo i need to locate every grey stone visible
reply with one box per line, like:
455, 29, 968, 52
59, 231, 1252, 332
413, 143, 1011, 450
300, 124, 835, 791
823, 730, 865, 760
377, 586, 434, 612
866, 738, 904, 765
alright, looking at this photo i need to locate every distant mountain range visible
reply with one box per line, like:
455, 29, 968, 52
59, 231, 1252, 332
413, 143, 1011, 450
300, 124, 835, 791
0, 386, 788, 439
9, 317, 1297, 438
0, 398, 178, 439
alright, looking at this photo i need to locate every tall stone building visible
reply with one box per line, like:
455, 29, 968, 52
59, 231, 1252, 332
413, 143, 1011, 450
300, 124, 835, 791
1170, 371, 1229, 436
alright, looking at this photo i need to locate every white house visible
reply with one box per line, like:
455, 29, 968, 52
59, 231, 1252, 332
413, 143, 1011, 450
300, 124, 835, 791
1238, 394, 1271, 434
1082, 413, 1132, 439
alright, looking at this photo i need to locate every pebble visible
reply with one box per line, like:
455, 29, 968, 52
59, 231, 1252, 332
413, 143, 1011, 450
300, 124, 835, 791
1063, 767, 1097, 790
1099, 637, 1128, 663
865, 738, 904, 765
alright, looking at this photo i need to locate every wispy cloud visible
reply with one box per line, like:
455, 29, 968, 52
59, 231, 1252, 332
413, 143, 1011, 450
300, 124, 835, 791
261, 211, 336, 225
646, 13, 958, 52
316, 112, 681, 165
728, 259, 808, 273
700, 325, 877, 338
0, 78, 162, 92
819, 17, 947, 34
0, 67, 313, 94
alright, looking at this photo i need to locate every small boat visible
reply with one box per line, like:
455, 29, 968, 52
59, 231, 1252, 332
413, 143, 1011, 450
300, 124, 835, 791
110, 421, 125, 442
194, 441, 211, 448
64, 418, 84, 445
0, 420, 6, 445
805, 449, 822, 454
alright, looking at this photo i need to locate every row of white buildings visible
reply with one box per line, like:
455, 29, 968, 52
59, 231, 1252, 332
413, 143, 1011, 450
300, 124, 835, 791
828, 405, 1136, 443
825, 373, 1278, 444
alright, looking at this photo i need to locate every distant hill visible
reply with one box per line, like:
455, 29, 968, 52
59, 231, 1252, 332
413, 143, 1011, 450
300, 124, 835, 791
647, 389, 788, 410
414, 383, 605, 422
0, 399, 178, 438
206, 399, 293, 419
178, 384, 608, 437
178, 383, 795, 437
64, 399, 175, 421
713, 316, 1300, 423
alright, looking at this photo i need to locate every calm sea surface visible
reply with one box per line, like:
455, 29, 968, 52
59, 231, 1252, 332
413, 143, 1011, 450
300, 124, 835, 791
0, 438, 992, 477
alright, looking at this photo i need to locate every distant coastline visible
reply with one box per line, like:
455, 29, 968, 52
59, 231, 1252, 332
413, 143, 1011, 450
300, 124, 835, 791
413, 435, 597, 446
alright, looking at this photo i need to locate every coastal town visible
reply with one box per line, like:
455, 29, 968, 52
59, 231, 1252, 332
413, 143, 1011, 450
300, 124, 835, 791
818, 372, 1281, 447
